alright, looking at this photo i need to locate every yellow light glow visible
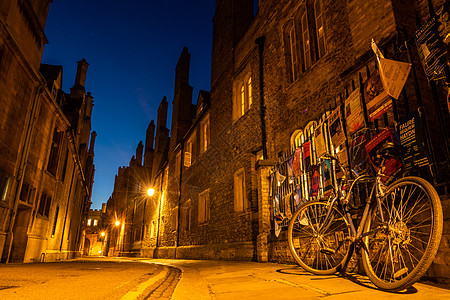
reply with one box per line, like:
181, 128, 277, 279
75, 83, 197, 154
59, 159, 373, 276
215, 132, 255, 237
147, 188, 155, 196
101, 232, 105, 236
115, 220, 120, 226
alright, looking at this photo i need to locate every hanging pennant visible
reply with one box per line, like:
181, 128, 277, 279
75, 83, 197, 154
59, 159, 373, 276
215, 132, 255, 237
345, 89, 364, 134
310, 165, 320, 198
303, 141, 311, 172
314, 121, 327, 158
293, 148, 302, 176
329, 106, 346, 148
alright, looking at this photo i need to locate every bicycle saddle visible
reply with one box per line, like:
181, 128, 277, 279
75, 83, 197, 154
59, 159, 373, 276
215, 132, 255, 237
376, 142, 405, 160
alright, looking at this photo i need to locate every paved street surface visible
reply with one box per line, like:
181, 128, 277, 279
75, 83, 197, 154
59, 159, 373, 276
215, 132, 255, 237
1, 257, 450, 299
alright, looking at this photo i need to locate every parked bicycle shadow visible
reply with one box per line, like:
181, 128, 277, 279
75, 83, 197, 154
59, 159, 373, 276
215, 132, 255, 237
340, 272, 418, 294
276, 266, 419, 294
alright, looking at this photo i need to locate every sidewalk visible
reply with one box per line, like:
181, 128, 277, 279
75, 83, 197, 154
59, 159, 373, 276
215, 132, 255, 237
143, 259, 450, 300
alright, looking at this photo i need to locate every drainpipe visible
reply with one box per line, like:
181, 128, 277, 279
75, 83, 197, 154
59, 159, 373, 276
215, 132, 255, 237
59, 162, 77, 252
175, 142, 184, 258
255, 36, 268, 159
1, 83, 44, 263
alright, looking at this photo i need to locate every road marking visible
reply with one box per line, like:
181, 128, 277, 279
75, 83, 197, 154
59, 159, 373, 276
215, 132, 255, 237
121, 266, 169, 300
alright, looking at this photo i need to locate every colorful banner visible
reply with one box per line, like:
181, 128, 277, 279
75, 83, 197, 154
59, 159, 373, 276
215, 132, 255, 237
293, 148, 302, 176
321, 159, 333, 196
345, 89, 364, 134
395, 111, 429, 170
303, 141, 311, 172
371, 39, 411, 99
365, 128, 402, 182
364, 69, 392, 121
314, 122, 327, 157
329, 106, 346, 148
310, 166, 320, 198
415, 2, 450, 82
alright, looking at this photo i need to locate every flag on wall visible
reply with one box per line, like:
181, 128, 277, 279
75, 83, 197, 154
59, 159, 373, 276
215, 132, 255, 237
371, 39, 411, 99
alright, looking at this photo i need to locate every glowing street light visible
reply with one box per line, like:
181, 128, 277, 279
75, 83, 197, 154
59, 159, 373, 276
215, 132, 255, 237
115, 220, 120, 226
101, 232, 105, 237
147, 188, 155, 197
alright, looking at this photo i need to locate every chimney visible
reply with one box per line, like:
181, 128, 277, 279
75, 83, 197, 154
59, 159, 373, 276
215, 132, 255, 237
88, 131, 97, 154
136, 141, 143, 166
74, 58, 89, 88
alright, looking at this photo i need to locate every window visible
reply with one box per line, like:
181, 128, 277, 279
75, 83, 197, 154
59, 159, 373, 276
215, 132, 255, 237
233, 74, 253, 120
184, 133, 196, 167
52, 205, 59, 236
172, 206, 179, 232
175, 151, 181, 176
93, 219, 98, 226
60, 148, 69, 182
314, 0, 326, 58
47, 128, 62, 176
150, 221, 156, 238
87, 219, 92, 226
287, 22, 300, 82
198, 189, 210, 224
181, 201, 191, 231
37, 192, 51, 218
284, 1, 327, 80
19, 182, 36, 204
0, 170, 12, 202
234, 168, 246, 212
200, 114, 210, 154
301, 11, 311, 70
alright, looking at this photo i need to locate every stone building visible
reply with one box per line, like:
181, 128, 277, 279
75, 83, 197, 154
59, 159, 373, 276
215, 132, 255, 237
0, 0, 96, 262
108, 0, 450, 278
84, 204, 107, 256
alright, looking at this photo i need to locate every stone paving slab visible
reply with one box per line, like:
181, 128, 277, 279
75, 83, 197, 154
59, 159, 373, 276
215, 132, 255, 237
143, 259, 450, 300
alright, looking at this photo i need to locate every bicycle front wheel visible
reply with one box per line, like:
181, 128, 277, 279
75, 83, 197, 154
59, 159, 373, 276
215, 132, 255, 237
288, 200, 352, 275
361, 176, 443, 291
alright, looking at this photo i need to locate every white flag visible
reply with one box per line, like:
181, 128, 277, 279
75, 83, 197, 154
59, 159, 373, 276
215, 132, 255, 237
371, 39, 411, 99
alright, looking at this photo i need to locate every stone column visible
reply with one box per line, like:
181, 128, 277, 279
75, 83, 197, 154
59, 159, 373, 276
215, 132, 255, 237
256, 160, 275, 262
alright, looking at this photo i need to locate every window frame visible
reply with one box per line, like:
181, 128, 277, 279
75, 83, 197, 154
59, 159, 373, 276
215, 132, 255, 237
233, 73, 253, 120
233, 168, 247, 212
198, 189, 210, 224
200, 114, 210, 154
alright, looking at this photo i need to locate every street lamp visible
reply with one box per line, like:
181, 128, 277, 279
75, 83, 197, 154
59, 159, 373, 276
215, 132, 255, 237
147, 188, 155, 197
115, 220, 120, 226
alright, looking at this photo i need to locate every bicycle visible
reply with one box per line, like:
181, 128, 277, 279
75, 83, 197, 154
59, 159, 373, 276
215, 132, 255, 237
287, 141, 443, 291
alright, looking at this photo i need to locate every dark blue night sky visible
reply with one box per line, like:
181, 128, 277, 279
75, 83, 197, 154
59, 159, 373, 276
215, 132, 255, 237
42, 0, 215, 209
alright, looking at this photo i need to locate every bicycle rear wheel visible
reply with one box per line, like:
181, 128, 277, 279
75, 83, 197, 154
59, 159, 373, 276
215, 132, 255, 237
361, 176, 443, 291
288, 200, 352, 275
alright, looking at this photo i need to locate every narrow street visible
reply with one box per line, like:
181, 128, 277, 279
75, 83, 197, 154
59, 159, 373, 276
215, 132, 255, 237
1, 257, 449, 299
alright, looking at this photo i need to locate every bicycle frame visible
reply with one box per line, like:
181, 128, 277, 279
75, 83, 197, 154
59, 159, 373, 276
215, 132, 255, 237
319, 156, 391, 268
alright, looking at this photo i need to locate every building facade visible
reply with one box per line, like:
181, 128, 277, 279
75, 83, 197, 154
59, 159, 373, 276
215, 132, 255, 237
0, 0, 96, 263
107, 0, 450, 278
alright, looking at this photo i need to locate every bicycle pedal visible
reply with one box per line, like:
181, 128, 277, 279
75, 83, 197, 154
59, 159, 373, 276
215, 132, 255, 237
320, 247, 336, 255
393, 267, 408, 279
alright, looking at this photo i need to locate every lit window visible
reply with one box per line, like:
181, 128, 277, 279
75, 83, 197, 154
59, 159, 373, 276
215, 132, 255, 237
200, 115, 210, 154
87, 219, 92, 226
0, 172, 11, 202
314, 0, 326, 58
234, 75, 253, 120
301, 11, 311, 70
93, 219, 98, 226
234, 168, 246, 212
184, 134, 195, 167
198, 189, 210, 224
247, 77, 252, 106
